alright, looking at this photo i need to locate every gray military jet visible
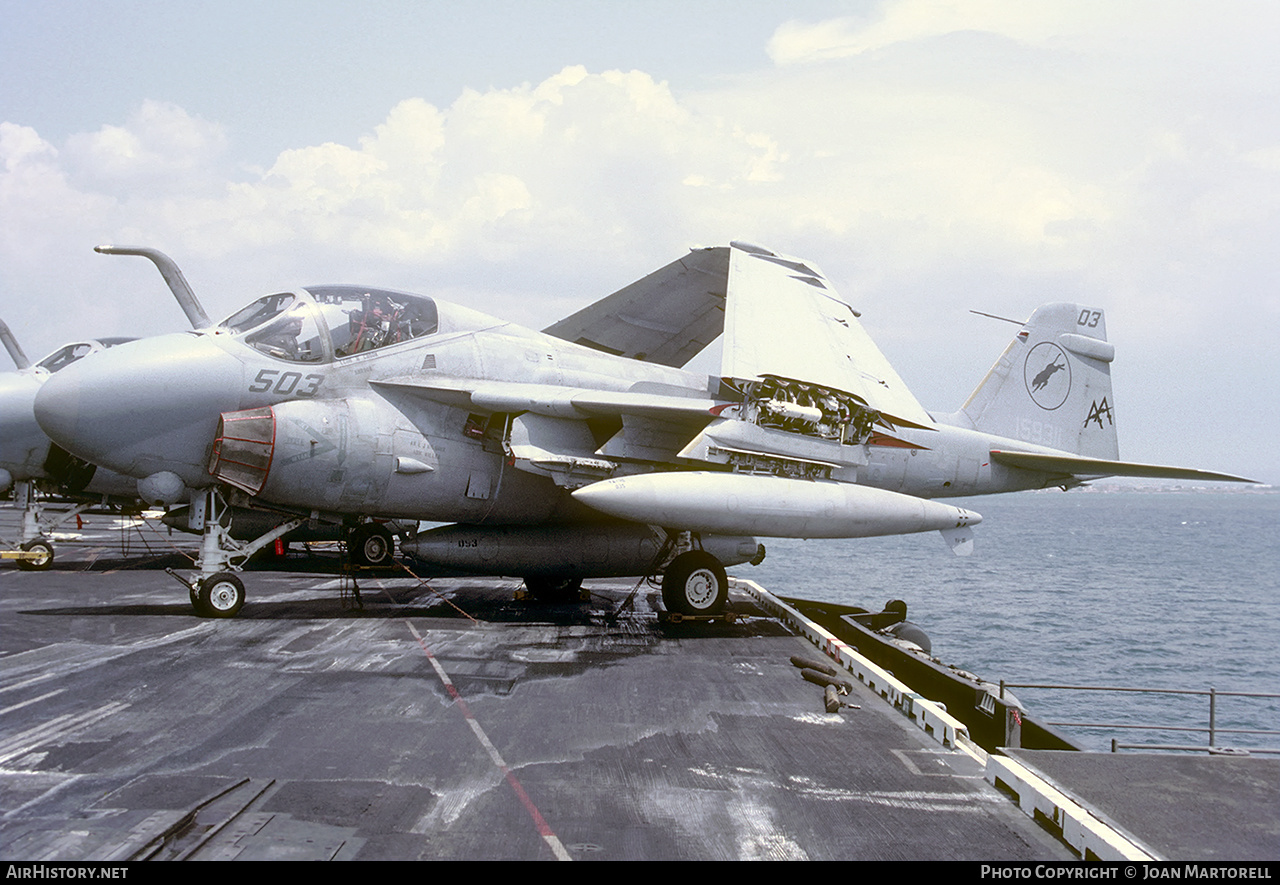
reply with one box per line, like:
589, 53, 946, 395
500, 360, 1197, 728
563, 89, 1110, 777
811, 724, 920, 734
1, 247, 209, 569
32, 242, 1250, 616
1, 325, 145, 568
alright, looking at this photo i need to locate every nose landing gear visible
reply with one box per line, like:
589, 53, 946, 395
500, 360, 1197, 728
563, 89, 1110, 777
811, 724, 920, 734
193, 572, 246, 618
172, 489, 304, 618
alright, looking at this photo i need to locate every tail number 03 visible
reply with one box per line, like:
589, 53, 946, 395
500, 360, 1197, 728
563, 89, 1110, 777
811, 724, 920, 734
249, 369, 324, 396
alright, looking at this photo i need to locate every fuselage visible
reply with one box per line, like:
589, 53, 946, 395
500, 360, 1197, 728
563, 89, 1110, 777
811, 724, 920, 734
33, 286, 708, 522
865, 417, 1086, 499
32, 284, 1076, 527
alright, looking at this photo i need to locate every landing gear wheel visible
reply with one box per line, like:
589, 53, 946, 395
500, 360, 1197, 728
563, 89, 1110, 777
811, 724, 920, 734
522, 575, 584, 603
661, 551, 728, 615
350, 524, 395, 567
195, 572, 245, 618
17, 539, 54, 571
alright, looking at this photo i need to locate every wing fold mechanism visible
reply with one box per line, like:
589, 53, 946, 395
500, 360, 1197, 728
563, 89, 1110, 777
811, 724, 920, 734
719, 242, 936, 449
374, 375, 882, 480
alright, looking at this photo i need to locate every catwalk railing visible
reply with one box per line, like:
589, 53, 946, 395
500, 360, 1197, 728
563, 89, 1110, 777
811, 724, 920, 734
998, 682, 1280, 754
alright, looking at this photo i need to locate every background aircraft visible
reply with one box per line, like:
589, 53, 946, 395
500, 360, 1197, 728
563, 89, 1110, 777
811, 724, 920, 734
0, 247, 209, 569
32, 243, 1250, 616
1, 325, 142, 569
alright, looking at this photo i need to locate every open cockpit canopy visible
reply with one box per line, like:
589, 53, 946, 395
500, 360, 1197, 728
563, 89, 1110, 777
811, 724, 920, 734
36, 337, 135, 374
217, 285, 439, 363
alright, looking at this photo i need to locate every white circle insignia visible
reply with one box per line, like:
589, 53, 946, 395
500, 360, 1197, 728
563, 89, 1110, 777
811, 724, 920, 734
1024, 342, 1071, 410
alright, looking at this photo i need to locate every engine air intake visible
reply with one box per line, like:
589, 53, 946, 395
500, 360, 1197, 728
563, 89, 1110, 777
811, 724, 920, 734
209, 407, 276, 494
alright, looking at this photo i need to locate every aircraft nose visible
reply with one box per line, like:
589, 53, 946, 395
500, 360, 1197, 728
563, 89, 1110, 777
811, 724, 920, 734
34, 332, 245, 487
0, 371, 47, 482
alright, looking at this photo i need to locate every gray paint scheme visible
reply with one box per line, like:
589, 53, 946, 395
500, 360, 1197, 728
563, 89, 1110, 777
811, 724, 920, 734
28, 243, 1251, 606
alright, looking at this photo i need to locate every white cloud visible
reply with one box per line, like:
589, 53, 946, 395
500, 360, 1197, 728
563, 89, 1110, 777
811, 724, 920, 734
767, 0, 1087, 65
3, 10, 1274, 300
1, 123, 58, 171
0, 122, 114, 275
64, 100, 228, 193
121, 67, 789, 269
0, 3, 1276, 478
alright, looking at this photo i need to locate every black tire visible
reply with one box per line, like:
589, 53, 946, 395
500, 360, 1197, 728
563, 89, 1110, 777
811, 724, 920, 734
195, 572, 245, 618
350, 524, 395, 567
523, 575, 584, 603
661, 551, 728, 615
17, 539, 54, 571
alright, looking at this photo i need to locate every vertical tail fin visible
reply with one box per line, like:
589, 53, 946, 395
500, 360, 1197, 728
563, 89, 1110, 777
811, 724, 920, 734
959, 303, 1118, 459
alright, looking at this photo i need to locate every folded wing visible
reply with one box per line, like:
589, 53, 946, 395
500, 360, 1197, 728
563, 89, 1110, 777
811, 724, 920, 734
720, 242, 933, 430
542, 246, 729, 368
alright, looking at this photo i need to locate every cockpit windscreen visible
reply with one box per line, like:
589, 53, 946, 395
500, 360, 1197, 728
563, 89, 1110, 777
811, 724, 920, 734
220, 286, 439, 363
220, 293, 296, 334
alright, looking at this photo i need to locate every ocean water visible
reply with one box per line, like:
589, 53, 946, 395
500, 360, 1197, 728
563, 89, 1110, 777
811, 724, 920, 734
730, 489, 1280, 753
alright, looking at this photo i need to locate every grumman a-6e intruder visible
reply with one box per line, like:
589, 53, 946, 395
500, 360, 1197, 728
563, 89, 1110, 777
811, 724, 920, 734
32, 242, 1250, 617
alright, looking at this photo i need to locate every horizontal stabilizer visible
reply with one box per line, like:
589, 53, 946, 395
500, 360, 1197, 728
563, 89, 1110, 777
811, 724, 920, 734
990, 450, 1256, 484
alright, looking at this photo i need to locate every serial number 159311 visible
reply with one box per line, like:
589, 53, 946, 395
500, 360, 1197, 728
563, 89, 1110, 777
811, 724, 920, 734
1017, 417, 1063, 449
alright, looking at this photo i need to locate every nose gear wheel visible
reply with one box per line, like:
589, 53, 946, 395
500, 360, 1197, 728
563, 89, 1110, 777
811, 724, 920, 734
194, 572, 246, 618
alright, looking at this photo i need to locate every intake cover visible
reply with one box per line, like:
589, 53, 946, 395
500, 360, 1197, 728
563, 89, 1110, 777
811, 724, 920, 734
208, 407, 275, 494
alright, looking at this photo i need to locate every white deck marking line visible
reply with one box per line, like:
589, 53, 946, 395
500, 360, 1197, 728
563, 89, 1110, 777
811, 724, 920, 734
404, 620, 572, 861
0, 689, 65, 716
0, 701, 129, 766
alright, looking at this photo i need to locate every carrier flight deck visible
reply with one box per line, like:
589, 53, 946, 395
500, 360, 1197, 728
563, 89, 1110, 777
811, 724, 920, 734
1, 515, 1275, 861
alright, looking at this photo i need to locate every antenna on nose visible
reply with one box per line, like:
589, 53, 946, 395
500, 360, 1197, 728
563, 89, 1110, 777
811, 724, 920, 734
95, 245, 212, 329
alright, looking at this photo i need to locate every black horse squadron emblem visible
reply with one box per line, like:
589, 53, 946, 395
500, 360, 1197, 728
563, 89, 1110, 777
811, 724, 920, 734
1023, 342, 1071, 410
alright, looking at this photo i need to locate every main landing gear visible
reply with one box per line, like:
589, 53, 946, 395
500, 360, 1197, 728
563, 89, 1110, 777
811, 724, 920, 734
349, 522, 395, 568
513, 534, 735, 614
661, 550, 729, 616
650, 530, 738, 618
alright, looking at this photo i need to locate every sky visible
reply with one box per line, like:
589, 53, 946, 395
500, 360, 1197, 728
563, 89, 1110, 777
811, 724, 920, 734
2, 0, 1277, 483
